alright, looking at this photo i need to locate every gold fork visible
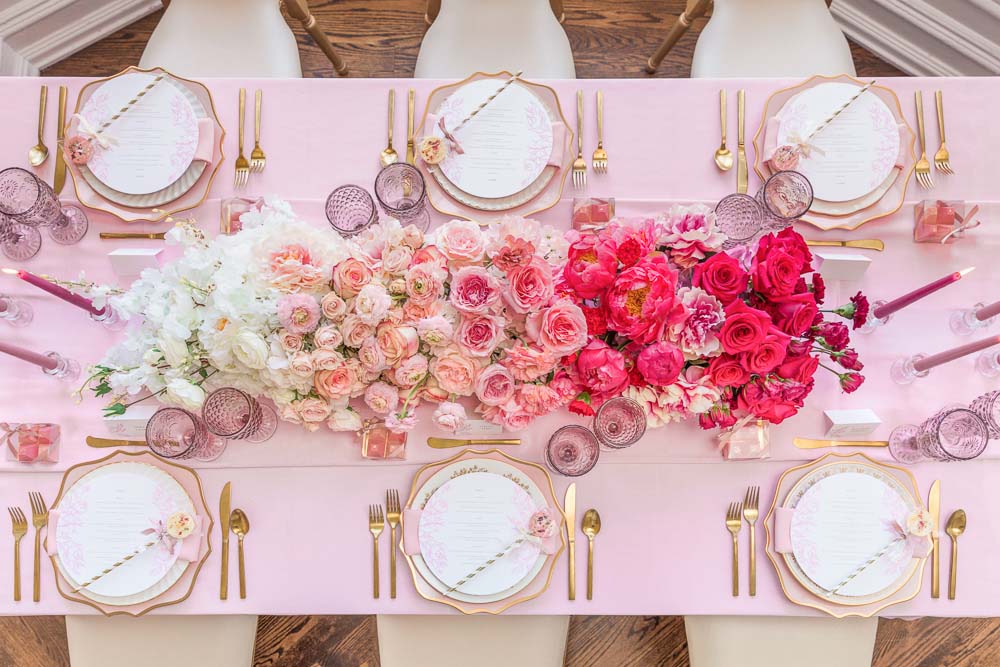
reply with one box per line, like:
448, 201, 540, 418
572, 90, 587, 189
726, 501, 742, 597
386, 490, 401, 599
933, 90, 953, 175
234, 88, 250, 189
743, 486, 759, 597
28, 492, 48, 602
914, 91, 933, 189
8, 507, 26, 601
369, 504, 384, 599
250, 89, 266, 173
592, 90, 607, 174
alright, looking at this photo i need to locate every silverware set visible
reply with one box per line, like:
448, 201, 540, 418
234, 88, 266, 189
927, 480, 965, 600
7, 493, 48, 602
572, 90, 609, 189
724, 485, 759, 597
219, 481, 250, 600
914, 90, 952, 189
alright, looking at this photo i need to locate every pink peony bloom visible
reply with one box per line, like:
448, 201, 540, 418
502, 345, 558, 382
657, 205, 726, 268
637, 341, 685, 386
455, 314, 505, 358
331, 258, 372, 298
603, 218, 660, 267
475, 363, 517, 406
572, 340, 629, 401
670, 287, 725, 359
268, 244, 327, 292
435, 219, 486, 263
506, 255, 555, 314
277, 294, 321, 334
605, 254, 685, 344
449, 266, 501, 314
432, 401, 468, 433
526, 299, 588, 355
354, 283, 393, 325
364, 381, 399, 415
563, 232, 618, 299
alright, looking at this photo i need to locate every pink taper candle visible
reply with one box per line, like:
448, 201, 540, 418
2, 268, 104, 317
913, 335, 1000, 372
976, 300, 1000, 321
0, 340, 58, 370
873, 267, 975, 320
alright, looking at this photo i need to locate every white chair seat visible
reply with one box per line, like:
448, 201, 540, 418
377, 614, 569, 667
66, 614, 258, 667
684, 615, 877, 667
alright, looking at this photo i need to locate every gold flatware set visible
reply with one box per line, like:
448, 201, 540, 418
725, 485, 759, 597
581, 508, 601, 600
7, 507, 26, 601
381, 89, 399, 168
86, 435, 147, 447
218, 482, 250, 600
54, 86, 68, 194
914, 90, 953, 189
98, 232, 167, 241
368, 490, 406, 600
406, 88, 416, 165
386, 489, 401, 599
592, 90, 607, 174
926, 481, 965, 600
714, 89, 733, 172
28, 86, 49, 167
736, 89, 748, 194
945, 509, 965, 600
571, 89, 610, 189
230, 508, 250, 600
235, 88, 266, 189
28, 492, 48, 602
564, 482, 576, 599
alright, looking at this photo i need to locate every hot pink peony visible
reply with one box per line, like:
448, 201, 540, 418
563, 232, 618, 299
637, 341, 685, 386
572, 340, 629, 400
605, 254, 685, 344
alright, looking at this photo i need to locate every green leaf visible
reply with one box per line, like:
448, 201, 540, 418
102, 403, 127, 417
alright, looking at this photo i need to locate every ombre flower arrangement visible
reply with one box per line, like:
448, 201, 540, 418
560, 205, 868, 429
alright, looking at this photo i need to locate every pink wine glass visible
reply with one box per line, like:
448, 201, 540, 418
593, 396, 646, 449
202, 387, 278, 443
715, 193, 763, 245
146, 407, 228, 462
374, 163, 431, 232
889, 407, 989, 464
0, 167, 88, 245
969, 390, 1000, 439
325, 185, 377, 237
545, 425, 600, 477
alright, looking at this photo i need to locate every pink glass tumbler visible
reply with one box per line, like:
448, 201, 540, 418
888, 407, 989, 464
545, 425, 600, 477
593, 396, 646, 449
202, 387, 278, 443
146, 407, 227, 462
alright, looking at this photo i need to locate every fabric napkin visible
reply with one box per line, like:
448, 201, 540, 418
194, 118, 216, 164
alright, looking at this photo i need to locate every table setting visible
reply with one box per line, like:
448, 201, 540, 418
0, 69, 998, 619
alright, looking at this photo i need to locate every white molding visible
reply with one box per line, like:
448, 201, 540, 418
0, 36, 38, 76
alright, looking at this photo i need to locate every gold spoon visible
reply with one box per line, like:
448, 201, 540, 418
380, 89, 398, 168
945, 509, 966, 600
230, 508, 250, 599
582, 509, 601, 600
28, 86, 49, 167
714, 89, 733, 172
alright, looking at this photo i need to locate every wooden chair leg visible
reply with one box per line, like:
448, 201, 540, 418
426, 0, 441, 26
645, 0, 711, 74
282, 0, 349, 76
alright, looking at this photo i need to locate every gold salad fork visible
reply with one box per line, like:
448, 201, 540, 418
386, 490, 401, 599
914, 92, 933, 189
369, 504, 384, 599
28, 492, 48, 602
8, 507, 26, 601
572, 90, 587, 189
234, 88, 250, 189
592, 90, 607, 174
726, 501, 742, 597
250, 90, 266, 173
743, 486, 759, 597
934, 91, 953, 175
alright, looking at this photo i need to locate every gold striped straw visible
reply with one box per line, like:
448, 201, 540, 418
94, 73, 165, 135
804, 80, 876, 144
829, 535, 901, 594
450, 70, 524, 135
68, 536, 163, 594
445, 536, 527, 594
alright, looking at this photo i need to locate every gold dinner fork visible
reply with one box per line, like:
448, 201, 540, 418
8, 507, 26, 601
933, 91, 953, 175
914, 92, 933, 189
250, 89, 266, 173
726, 501, 742, 597
386, 490, 401, 599
234, 88, 250, 189
572, 90, 587, 189
743, 486, 759, 597
28, 492, 48, 602
592, 90, 607, 174
369, 504, 384, 599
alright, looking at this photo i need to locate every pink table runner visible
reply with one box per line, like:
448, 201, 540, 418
0, 76, 998, 616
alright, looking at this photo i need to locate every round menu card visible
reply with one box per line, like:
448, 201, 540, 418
775, 82, 899, 202
54, 461, 194, 598
80, 72, 199, 195
433, 80, 553, 199
418, 471, 542, 597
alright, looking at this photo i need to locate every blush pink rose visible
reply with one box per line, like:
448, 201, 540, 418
402, 300, 440, 323
526, 299, 588, 355
605, 254, 685, 345
313, 325, 343, 350
381, 245, 414, 275
293, 397, 331, 426
505, 256, 555, 314
637, 341, 684, 386
311, 348, 343, 371
277, 330, 303, 352
320, 292, 347, 321
376, 323, 419, 365
314, 365, 355, 400
400, 224, 424, 250
288, 351, 314, 377
340, 314, 374, 348
449, 266, 501, 314
436, 220, 486, 263
358, 336, 389, 373
430, 347, 480, 395
456, 314, 505, 358
332, 258, 372, 298
411, 244, 448, 270
501, 344, 558, 382
475, 363, 516, 406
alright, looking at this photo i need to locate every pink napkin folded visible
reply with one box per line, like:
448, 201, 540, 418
402, 507, 561, 556
47, 509, 207, 563
762, 116, 908, 169
194, 118, 215, 164
775, 507, 933, 559
424, 114, 567, 168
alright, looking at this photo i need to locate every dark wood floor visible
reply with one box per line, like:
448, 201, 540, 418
24, 1, 996, 666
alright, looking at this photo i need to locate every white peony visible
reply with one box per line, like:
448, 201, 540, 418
163, 378, 206, 411
231, 329, 269, 370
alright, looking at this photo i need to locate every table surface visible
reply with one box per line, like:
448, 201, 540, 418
1, 75, 998, 617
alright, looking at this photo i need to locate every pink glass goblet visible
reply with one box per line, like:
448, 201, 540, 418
325, 185, 377, 237
593, 396, 646, 449
146, 407, 228, 462
889, 407, 988, 464
0, 168, 88, 245
969, 390, 1000, 439
715, 193, 763, 244
0, 215, 42, 261
545, 425, 600, 477
374, 163, 430, 232
756, 170, 813, 228
202, 387, 278, 443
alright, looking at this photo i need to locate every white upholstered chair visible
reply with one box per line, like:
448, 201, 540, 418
66, 614, 258, 667
415, 0, 576, 78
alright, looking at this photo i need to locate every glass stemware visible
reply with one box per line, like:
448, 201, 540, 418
888, 407, 989, 464
593, 396, 647, 449
325, 185, 377, 237
756, 170, 813, 229
715, 193, 763, 245
0, 213, 42, 261
201, 387, 278, 443
146, 407, 227, 461
0, 167, 88, 245
968, 390, 1000, 439
544, 425, 600, 476
374, 163, 431, 232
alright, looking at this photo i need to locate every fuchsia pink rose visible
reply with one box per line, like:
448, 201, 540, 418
432, 401, 467, 433
449, 266, 501, 313
719, 300, 771, 354
332, 258, 372, 298
739, 328, 790, 375
692, 251, 748, 305
365, 381, 399, 415
277, 294, 321, 334
637, 341, 684, 386
475, 364, 516, 406
605, 254, 685, 344
506, 256, 555, 314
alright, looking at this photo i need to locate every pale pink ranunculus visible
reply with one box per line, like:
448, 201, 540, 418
385, 412, 418, 433
501, 344, 558, 382
430, 347, 480, 395
455, 314, 505, 358
669, 286, 724, 359
382, 245, 414, 275
658, 204, 726, 269
320, 292, 348, 321
405, 261, 446, 306
505, 255, 555, 314
435, 219, 485, 263
393, 354, 429, 388
277, 294, 321, 334
376, 323, 419, 365
313, 325, 343, 350
516, 383, 563, 416
417, 315, 454, 347
400, 224, 424, 250
475, 363, 516, 406
354, 283, 393, 325
277, 330, 303, 353
332, 258, 373, 298
526, 299, 588, 355
288, 351, 314, 377
314, 365, 355, 400
358, 336, 389, 373
449, 265, 501, 314
294, 397, 331, 427
341, 314, 374, 348
268, 244, 327, 292
432, 401, 468, 433
311, 348, 343, 371
364, 381, 399, 415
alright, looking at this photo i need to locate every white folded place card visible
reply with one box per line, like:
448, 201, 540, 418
456, 419, 504, 437
108, 248, 163, 277
815, 252, 872, 282
103, 405, 159, 438
824, 408, 881, 438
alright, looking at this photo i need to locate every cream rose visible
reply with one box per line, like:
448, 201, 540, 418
232, 328, 269, 369
382, 245, 414, 275
313, 325, 343, 350
288, 351, 314, 377
328, 407, 363, 432
320, 292, 348, 321
164, 378, 206, 411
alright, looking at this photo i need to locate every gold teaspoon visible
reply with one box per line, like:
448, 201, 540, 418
28, 86, 49, 167
380, 89, 398, 168
230, 508, 250, 599
714, 89, 733, 172
582, 509, 601, 600
945, 509, 966, 600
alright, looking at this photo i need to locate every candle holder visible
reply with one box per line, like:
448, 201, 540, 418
858, 299, 893, 334
950, 303, 998, 336
89, 304, 126, 331
41, 352, 80, 382
890, 353, 930, 385
975, 351, 1000, 378
0, 294, 32, 327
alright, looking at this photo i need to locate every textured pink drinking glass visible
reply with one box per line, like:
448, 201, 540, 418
0, 213, 42, 260
325, 185, 377, 237
969, 390, 1000, 439
756, 170, 813, 229
889, 407, 989, 464
0, 167, 88, 245
374, 163, 431, 232
545, 425, 600, 476
715, 193, 763, 244
202, 387, 278, 443
146, 407, 227, 461
593, 396, 646, 449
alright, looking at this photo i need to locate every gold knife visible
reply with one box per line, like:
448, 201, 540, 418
406, 88, 415, 164
736, 89, 747, 194
564, 482, 576, 600
426, 437, 520, 449
86, 436, 146, 448
99, 232, 166, 240
220, 481, 232, 600
793, 437, 888, 449
54, 86, 67, 194
929, 479, 940, 598
806, 239, 885, 252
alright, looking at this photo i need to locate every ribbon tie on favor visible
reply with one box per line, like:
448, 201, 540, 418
784, 131, 826, 160
71, 114, 119, 150
1, 422, 57, 463
941, 204, 982, 244
437, 116, 465, 156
